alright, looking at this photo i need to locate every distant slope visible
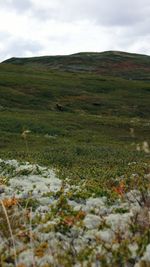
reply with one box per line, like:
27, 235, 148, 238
0, 51, 150, 117
3, 51, 150, 80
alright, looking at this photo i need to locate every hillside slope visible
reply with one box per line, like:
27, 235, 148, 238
0, 50, 150, 185
0, 51, 150, 117
3, 51, 150, 80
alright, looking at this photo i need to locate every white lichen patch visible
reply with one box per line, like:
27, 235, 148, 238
83, 214, 102, 229
0, 159, 150, 267
0, 159, 62, 200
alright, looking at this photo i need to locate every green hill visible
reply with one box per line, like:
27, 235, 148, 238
0, 51, 150, 117
3, 50, 150, 80
0, 51, 150, 181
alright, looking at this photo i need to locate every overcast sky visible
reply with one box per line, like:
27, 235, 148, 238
0, 0, 150, 61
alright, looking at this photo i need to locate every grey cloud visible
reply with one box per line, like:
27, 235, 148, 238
28, 0, 150, 28
0, 31, 10, 39
48, 0, 150, 43
0, 0, 150, 60
0, 0, 33, 13
1, 0, 150, 28
10, 39, 43, 55
31, 8, 54, 21
0, 36, 43, 61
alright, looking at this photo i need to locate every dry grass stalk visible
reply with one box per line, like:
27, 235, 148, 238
0, 199, 18, 267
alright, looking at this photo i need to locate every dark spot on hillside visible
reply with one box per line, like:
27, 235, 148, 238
56, 103, 64, 111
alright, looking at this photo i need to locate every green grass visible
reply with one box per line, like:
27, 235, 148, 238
0, 51, 150, 188
0, 110, 150, 187
0, 64, 150, 116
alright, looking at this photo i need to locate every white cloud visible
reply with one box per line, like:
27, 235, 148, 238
0, 0, 149, 61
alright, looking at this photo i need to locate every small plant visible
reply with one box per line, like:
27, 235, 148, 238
0, 200, 18, 266
21, 129, 31, 158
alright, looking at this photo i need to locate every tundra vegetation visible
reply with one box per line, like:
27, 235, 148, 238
0, 51, 150, 266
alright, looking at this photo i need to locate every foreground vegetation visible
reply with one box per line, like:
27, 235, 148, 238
0, 159, 150, 267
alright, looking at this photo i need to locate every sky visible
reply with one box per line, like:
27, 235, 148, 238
0, 0, 150, 61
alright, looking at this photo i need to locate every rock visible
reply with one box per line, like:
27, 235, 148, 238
85, 197, 108, 215
84, 214, 102, 229
96, 229, 114, 243
106, 212, 132, 232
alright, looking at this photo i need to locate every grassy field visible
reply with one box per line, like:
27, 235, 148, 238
0, 51, 150, 191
